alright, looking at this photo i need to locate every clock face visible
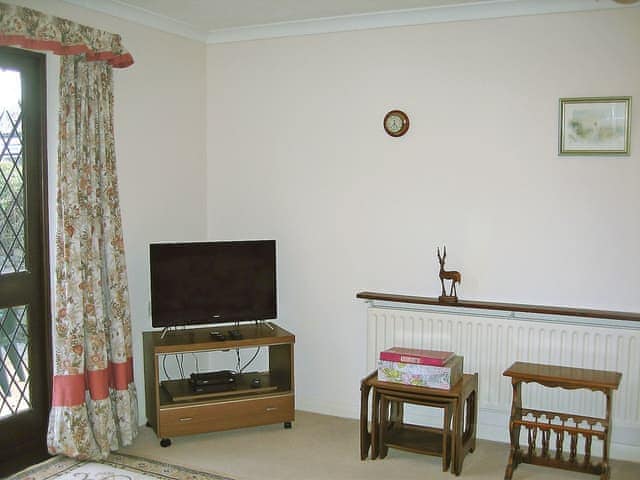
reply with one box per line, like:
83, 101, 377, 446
385, 115, 402, 133
383, 110, 409, 137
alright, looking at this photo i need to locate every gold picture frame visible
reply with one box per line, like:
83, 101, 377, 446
559, 96, 631, 155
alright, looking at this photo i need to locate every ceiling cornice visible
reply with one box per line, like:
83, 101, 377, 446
61, 0, 636, 44
62, 0, 209, 42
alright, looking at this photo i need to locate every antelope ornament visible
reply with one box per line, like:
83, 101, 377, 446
437, 246, 461, 301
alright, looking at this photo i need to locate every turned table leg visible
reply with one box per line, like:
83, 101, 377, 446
504, 380, 522, 480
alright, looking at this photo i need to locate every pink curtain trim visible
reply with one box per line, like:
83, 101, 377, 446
52, 357, 134, 406
0, 34, 134, 68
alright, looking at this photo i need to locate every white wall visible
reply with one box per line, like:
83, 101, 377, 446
7, 0, 640, 458
11, 0, 207, 422
206, 7, 640, 430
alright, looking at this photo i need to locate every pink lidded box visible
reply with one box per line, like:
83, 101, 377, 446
377, 355, 463, 390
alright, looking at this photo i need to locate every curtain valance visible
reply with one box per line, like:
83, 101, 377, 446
0, 2, 133, 68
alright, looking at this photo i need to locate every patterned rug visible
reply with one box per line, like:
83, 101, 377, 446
7, 453, 234, 480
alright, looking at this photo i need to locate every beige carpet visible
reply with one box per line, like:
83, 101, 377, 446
118, 411, 639, 480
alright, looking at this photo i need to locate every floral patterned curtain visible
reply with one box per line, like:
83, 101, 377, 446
47, 55, 138, 459
0, 1, 137, 459
0, 2, 133, 68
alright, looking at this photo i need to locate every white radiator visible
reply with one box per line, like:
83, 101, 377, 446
365, 303, 640, 460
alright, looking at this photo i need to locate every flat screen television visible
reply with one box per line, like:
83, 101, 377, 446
150, 240, 276, 328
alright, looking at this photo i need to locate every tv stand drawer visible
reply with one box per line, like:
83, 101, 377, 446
159, 394, 294, 437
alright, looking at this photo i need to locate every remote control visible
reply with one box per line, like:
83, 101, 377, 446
227, 330, 243, 340
209, 331, 225, 341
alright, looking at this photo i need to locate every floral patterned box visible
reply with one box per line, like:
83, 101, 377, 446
378, 355, 463, 389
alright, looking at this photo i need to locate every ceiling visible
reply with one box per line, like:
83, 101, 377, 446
93, 0, 491, 31
61, 0, 638, 43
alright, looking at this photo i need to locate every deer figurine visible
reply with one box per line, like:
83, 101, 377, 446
437, 246, 461, 302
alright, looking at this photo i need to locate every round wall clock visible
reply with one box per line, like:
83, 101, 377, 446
383, 110, 409, 137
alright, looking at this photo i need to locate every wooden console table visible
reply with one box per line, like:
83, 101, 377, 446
361, 371, 477, 475
503, 362, 622, 480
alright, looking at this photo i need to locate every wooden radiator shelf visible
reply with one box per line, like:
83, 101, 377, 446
356, 291, 640, 323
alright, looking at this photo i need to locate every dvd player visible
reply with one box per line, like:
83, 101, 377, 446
190, 382, 236, 394
190, 370, 236, 386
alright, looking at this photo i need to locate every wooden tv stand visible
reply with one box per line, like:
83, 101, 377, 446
143, 323, 295, 447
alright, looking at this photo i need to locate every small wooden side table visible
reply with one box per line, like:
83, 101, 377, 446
360, 371, 478, 476
503, 362, 622, 480
378, 390, 455, 472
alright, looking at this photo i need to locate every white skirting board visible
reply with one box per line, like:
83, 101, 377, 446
364, 302, 640, 462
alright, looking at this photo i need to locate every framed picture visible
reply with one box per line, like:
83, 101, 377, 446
559, 96, 631, 155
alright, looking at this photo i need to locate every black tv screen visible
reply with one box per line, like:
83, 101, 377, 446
150, 240, 276, 328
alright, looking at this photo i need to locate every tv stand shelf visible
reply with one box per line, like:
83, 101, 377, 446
161, 373, 278, 402
143, 323, 295, 447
